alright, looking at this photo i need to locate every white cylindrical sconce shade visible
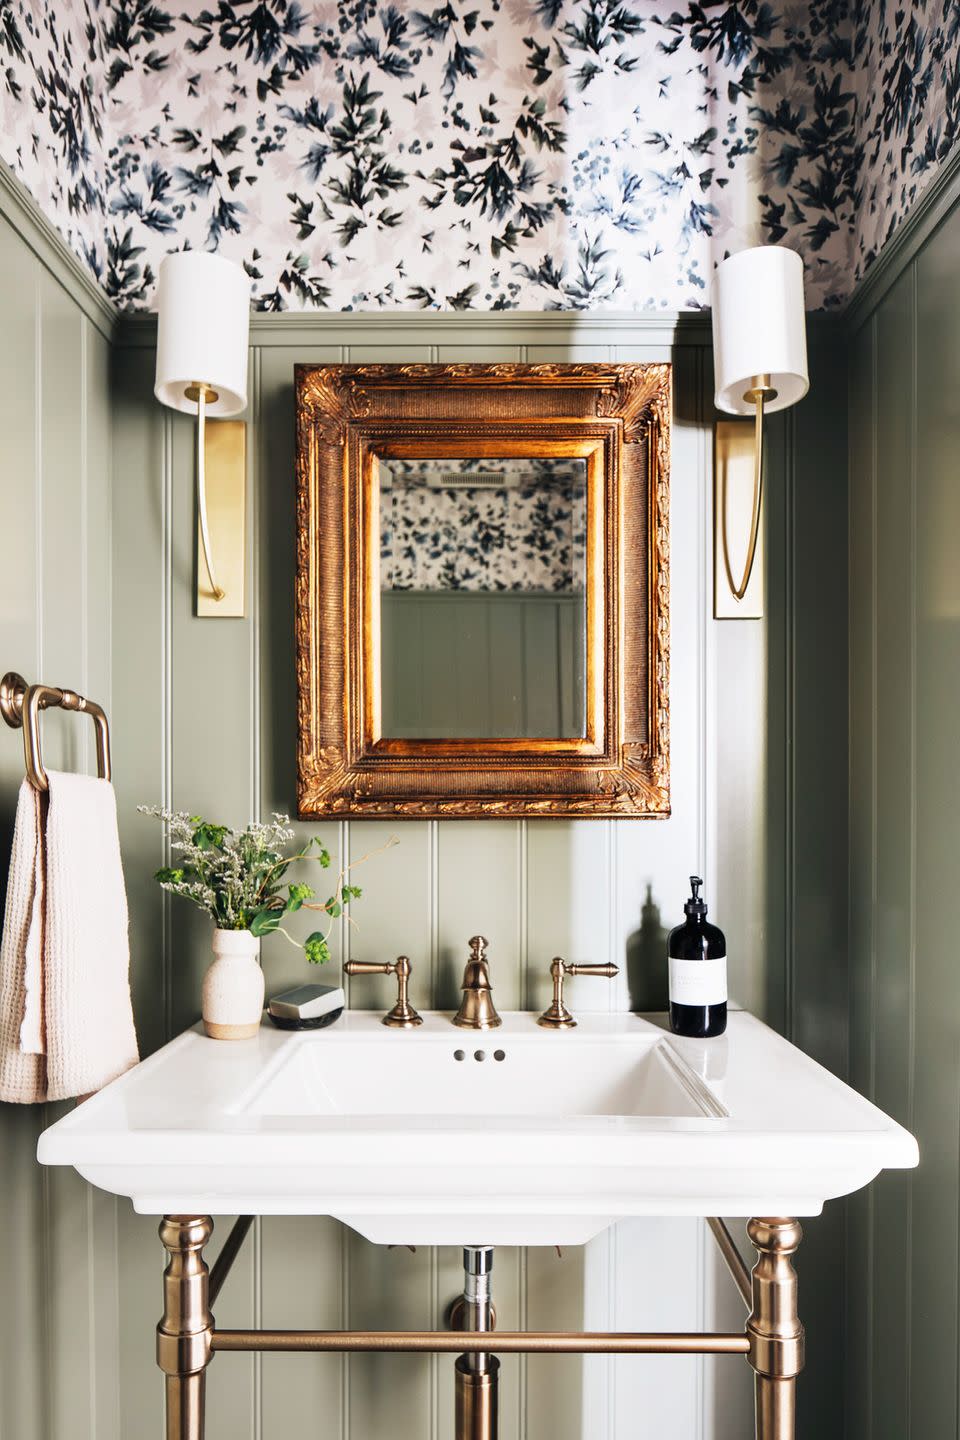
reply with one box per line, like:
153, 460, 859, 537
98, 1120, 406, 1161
712, 246, 808, 415
154, 252, 251, 416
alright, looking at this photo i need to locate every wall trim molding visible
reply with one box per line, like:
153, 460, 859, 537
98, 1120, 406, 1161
0, 160, 117, 340
844, 135, 960, 332
116, 308, 714, 348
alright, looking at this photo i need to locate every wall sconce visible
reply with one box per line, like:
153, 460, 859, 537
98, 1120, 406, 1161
711, 246, 808, 618
154, 252, 251, 617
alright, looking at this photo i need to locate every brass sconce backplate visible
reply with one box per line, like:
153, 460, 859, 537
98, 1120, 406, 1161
197, 419, 246, 618
714, 418, 764, 620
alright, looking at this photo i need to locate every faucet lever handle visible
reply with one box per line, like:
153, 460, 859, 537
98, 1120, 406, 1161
344, 956, 423, 1029
537, 956, 619, 1030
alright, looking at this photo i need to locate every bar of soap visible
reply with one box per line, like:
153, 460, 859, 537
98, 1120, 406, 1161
267, 983, 345, 1029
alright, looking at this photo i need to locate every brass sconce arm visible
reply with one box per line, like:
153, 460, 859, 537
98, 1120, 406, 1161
720, 373, 778, 603
537, 957, 619, 1029
185, 383, 225, 602
344, 956, 423, 1028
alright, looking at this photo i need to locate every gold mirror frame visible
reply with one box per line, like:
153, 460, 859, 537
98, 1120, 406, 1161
295, 362, 670, 819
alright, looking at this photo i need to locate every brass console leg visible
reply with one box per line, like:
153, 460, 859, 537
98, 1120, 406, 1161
157, 1216, 215, 1440
746, 1219, 804, 1440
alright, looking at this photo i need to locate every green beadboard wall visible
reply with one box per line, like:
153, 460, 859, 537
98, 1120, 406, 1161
0, 186, 116, 1440
0, 163, 851, 1440
846, 152, 960, 1440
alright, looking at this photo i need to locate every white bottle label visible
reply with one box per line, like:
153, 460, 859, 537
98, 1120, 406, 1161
669, 956, 727, 1007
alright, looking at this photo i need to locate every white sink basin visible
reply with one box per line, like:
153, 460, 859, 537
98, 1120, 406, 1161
236, 1026, 722, 1121
37, 1011, 918, 1246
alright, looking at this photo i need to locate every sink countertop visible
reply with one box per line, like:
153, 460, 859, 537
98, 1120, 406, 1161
37, 1010, 918, 1246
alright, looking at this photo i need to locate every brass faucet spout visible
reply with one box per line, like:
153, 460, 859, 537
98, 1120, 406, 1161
453, 936, 502, 1030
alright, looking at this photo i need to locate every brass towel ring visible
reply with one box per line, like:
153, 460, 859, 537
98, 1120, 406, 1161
0, 671, 111, 792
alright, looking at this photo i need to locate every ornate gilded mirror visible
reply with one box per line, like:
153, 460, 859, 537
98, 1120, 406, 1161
295, 363, 670, 818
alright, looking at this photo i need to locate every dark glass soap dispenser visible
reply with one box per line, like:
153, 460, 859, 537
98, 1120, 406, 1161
668, 876, 727, 1038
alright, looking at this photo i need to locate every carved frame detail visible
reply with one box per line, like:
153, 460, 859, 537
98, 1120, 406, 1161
295, 362, 670, 819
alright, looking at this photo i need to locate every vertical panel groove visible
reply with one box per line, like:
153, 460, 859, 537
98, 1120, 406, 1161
518, 813, 529, 1435
251, 342, 263, 1440
429, 1246, 438, 1440
85, 1186, 97, 1438
696, 343, 707, 882
80, 318, 89, 703
34, 270, 43, 673
696, 341, 708, 1440
785, 404, 796, 1041
428, 821, 439, 1000
866, 310, 879, 1440
907, 257, 917, 1440
161, 410, 174, 1047
35, 274, 50, 1440
518, 820, 528, 1008
608, 1228, 616, 1440
40, 1113, 51, 1440
340, 1226, 350, 1440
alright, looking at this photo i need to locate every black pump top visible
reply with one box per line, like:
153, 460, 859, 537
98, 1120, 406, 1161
684, 875, 708, 919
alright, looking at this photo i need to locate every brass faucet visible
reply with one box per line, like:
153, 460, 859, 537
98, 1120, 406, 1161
453, 936, 501, 1030
344, 955, 422, 1028
537, 956, 619, 1029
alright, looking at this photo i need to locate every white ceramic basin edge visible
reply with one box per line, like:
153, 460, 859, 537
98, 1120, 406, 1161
37, 1011, 918, 1247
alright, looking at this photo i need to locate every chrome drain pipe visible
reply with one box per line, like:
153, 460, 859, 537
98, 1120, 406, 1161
456, 1246, 499, 1440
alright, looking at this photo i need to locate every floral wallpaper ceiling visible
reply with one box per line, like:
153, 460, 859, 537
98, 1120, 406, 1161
854, 1, 960, 273
380, 458, 587, 591
0, 1, 957, 312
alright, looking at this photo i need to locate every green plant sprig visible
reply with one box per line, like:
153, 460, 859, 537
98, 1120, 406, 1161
138, 807, 397, 965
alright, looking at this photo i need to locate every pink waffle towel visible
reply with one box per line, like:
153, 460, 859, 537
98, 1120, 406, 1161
0, 773, 139, 1103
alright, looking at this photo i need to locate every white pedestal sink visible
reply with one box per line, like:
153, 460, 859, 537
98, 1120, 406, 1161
37, 1010, 917, 1245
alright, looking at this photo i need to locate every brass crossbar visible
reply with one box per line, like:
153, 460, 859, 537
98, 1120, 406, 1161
159, 1214, 804, 1440
211, 1329, 750, 1356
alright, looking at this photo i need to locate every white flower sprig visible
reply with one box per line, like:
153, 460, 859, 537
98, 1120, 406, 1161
138, 806, 397, 965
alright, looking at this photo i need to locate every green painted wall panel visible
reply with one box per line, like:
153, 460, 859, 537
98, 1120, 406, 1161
909, 220, 960, 1440
380, 592, 583, 740
0, 191, 851, 1440
845, 314, 876, 1440
845, 175, 960, 1440
0, 210, 115, 1440
259, 1217, 345, 1440
787, 327, 851, 1439
0, 200, 44, 1440
869, 267, 915, 1440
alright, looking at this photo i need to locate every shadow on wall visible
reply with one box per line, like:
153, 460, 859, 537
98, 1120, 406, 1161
625, 884, 670, 1012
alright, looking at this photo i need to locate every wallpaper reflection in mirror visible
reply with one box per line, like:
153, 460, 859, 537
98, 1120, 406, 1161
378, 457, 587, 740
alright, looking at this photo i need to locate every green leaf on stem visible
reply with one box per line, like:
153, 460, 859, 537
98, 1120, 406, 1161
249, 909, 280, 937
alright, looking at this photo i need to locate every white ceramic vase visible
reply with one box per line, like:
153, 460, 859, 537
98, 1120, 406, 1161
202, 928, 264, 1040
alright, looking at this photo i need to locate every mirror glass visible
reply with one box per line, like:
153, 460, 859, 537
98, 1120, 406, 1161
378, 456, 587, 740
